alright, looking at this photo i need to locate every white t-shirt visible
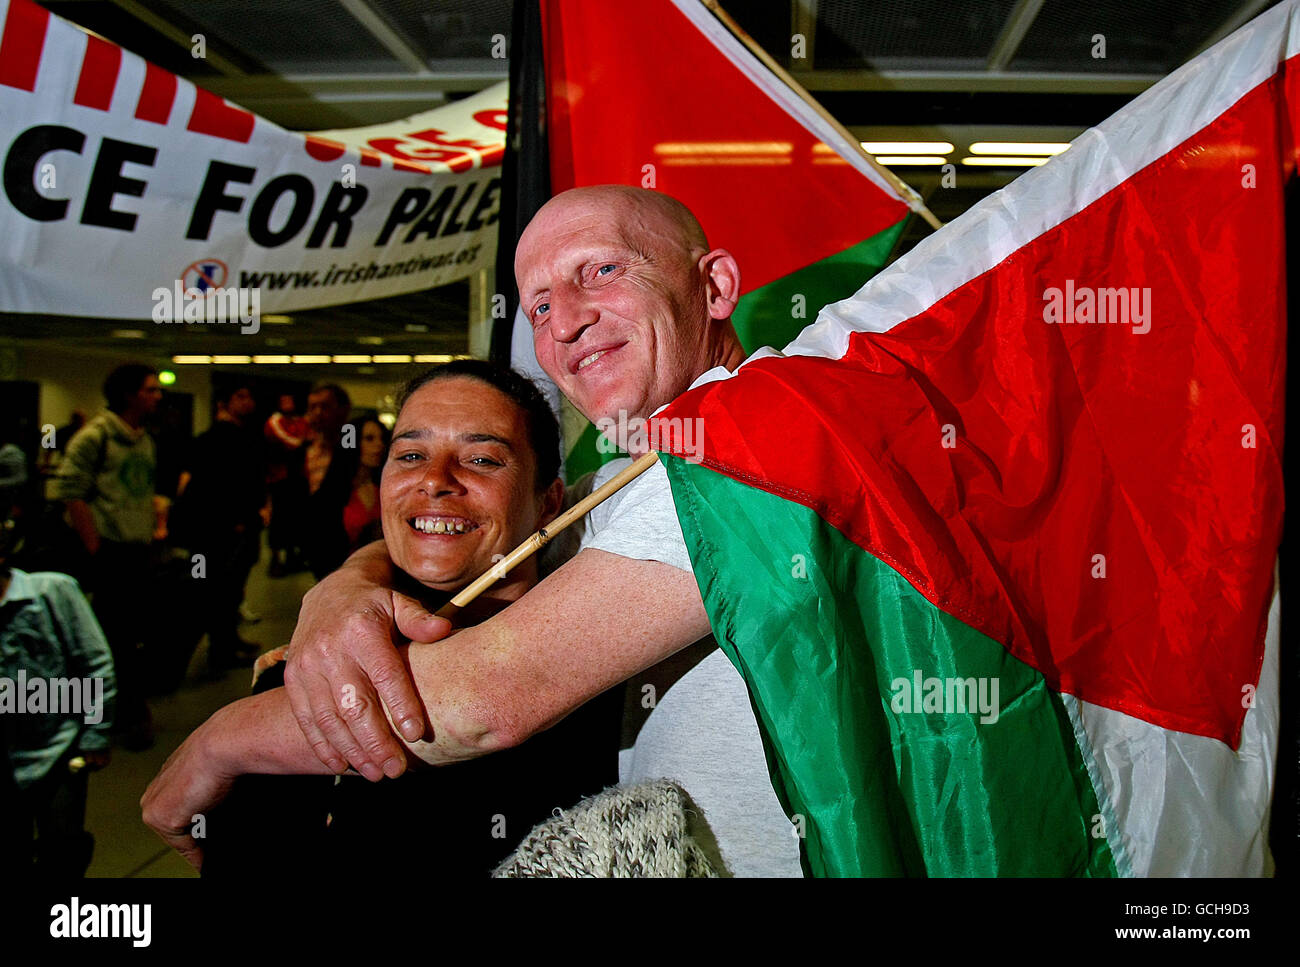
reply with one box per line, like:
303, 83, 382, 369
579, 447, 804, 878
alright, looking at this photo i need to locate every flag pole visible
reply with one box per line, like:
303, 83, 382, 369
700, 0, 944, 232
435, 450, 661, 619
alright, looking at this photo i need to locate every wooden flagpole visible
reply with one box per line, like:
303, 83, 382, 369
434, 451, 660, 619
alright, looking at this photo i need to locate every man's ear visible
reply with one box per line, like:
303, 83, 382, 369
700, 248, 741, 321
536, 476, 566, 530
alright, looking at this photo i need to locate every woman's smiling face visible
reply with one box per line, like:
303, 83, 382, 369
381, 376, 552, 594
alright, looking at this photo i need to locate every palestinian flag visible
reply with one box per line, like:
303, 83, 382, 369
652, 1, 1295, 876
505, 0, 924, 480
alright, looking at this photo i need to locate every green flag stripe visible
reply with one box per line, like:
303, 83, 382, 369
730, 221, 907, 354
564, 420, 622, 483
664, 455, 1117, 877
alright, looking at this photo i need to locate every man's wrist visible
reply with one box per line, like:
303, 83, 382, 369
201, 690, 336, 777
197, 702, 246, 778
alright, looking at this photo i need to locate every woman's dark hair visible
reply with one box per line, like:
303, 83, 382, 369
395, 360, 560, 490
103, 363, 157, 413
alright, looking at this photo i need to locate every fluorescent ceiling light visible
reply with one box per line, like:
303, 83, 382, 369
862, 141, 954, 154
961, 156, 1049, 167
654, 141, 792, 155
969, 142, 1069, 156
874, 156, 949, 166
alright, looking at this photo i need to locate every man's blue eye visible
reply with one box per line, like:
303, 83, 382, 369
597, 264, 615, 275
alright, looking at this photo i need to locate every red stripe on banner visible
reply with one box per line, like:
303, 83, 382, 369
359, 147, 382, 167
0, 0, 49, 91
540, 0, 908, 294
134, 61, 177, 124
186, 87, 255, 142
304, 136, 347, 162
392, 159, 434, 174
658, 65, 1295, 746
73, 34, 121, 110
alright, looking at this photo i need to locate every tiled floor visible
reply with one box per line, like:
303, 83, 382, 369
84, 556, 315, 878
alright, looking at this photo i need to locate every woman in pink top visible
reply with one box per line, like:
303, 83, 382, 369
342, 416, 390, 550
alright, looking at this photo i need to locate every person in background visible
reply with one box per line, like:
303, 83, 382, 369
0, 431, 37, 559
264, 394, 309, 578
172, 384, 269, 676
53, 363, 161, 751
0, 490, 116, 877
342, 416, 390, 553
300, 383, 356, 580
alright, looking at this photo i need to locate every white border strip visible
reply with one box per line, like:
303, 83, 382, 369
1062, 568, 1279, 876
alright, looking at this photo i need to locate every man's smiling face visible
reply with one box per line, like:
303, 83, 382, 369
381, 376, 550, 593
516, 188, 714, 425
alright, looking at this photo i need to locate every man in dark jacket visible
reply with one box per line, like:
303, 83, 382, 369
172, 384, 268, 675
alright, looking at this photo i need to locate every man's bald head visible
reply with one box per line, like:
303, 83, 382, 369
517, 186, 709, 278
515, 186, 745, 426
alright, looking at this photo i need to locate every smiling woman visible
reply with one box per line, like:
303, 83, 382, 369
381, 362, 564, 604
198, 360, 622, 880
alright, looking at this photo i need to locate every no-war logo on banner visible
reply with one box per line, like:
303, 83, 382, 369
0, 0, 507, 319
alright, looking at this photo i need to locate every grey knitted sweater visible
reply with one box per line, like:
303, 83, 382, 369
494, 780, 720, 878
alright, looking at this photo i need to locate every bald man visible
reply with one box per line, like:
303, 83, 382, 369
143, 187, 802, 876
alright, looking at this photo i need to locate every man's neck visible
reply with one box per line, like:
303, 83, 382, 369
622, 335, 747, 458
116, 409, 142, 430
675, 331, 747, 399
710, 335, 748, 375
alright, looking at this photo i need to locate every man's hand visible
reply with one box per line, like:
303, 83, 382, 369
140, 711, 240, 870
283, 541, 451, 780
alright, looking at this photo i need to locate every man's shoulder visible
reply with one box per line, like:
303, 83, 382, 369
591, 456, 633, 489
66, 413, 111, 447
11, 569, 82, 605
580, 456, 635, 540
578, 455, 689, 570
58, 417, 114, 475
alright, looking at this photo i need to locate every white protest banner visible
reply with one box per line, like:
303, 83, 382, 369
0, 0, 506, 322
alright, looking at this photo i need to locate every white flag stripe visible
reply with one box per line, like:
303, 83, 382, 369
780, 0, 1300, 364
